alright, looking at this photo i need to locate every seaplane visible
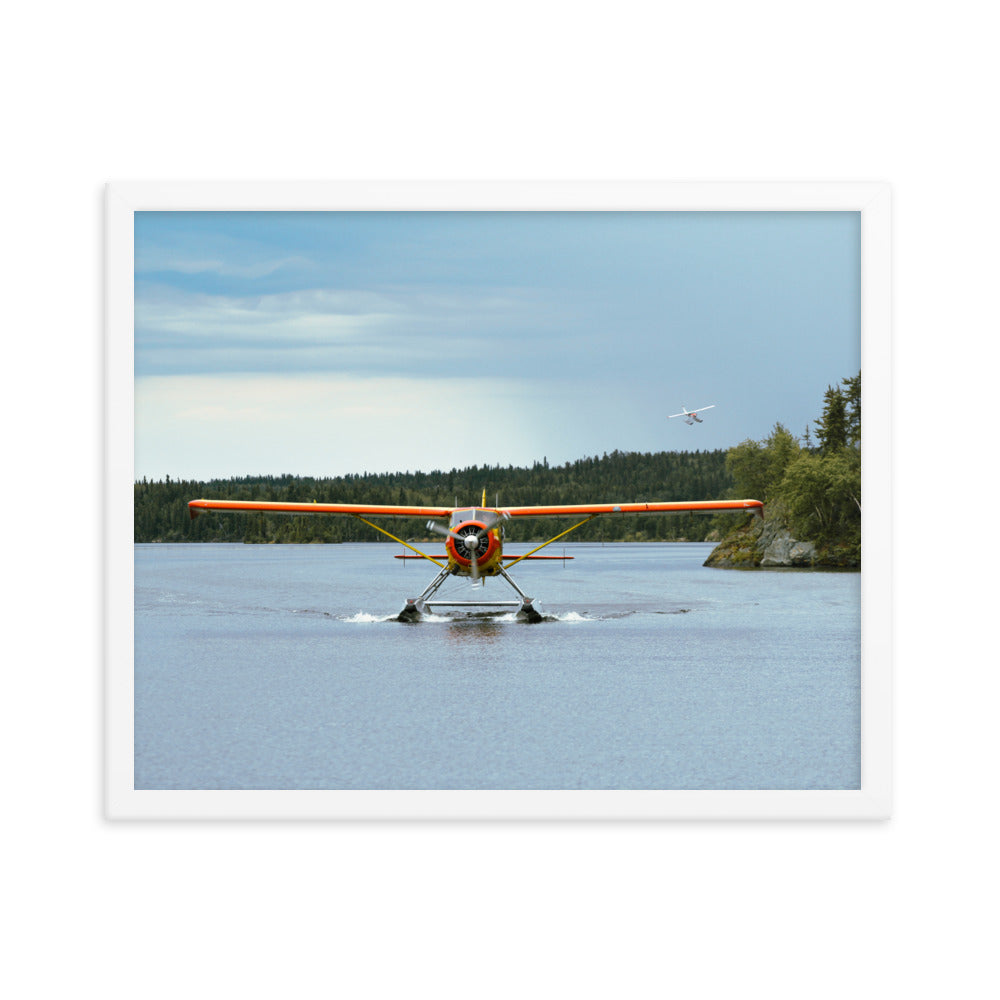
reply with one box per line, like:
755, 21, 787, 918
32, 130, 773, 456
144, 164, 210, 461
188, 491, 763, 622
668, 404, 716, 424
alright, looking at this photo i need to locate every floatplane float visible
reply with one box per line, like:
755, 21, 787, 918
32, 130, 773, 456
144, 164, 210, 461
188, 491, 763, 622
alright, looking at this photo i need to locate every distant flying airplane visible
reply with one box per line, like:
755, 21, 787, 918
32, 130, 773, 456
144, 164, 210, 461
668, 404, 716, 425
188, 489, 763, 622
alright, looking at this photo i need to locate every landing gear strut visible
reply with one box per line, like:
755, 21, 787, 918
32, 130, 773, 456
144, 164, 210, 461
396, 564, 543, 623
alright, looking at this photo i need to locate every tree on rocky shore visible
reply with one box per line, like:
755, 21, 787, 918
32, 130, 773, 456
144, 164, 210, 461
707, 373, 861, 567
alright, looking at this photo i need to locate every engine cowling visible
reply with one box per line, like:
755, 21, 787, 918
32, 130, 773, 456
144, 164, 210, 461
445, 520, 502, 574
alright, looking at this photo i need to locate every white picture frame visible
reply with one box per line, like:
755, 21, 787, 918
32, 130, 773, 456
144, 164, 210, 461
106, 180, 891, 820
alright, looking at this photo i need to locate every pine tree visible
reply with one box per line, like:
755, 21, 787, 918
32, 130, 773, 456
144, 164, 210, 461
815, 384, 848, 452
842, 372, 861, 447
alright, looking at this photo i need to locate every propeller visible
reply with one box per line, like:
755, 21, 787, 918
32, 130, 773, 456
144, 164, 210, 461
426, 520, 462, 542
464, 529, 484, 583
426, 514, 509, 583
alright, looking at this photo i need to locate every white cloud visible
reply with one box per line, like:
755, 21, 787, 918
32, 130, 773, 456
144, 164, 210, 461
136, 237, 313, 280
135, 282, 572, 378
137, 286, 402, 340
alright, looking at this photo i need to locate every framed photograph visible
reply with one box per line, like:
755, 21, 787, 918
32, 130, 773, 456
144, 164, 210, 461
106, 181, 891, 819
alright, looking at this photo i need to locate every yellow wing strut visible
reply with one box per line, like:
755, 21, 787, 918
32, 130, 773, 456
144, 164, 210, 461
503, 515, 598, 569
351, 514, 446, 568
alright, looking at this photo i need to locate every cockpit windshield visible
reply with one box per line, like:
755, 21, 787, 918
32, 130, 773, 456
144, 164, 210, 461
450, 508, 493, 526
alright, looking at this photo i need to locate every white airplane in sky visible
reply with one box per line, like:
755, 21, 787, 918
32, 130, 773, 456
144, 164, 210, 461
668, 404, 716, 425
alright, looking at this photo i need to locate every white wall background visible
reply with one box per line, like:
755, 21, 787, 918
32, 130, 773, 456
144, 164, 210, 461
6, 2, 995, 996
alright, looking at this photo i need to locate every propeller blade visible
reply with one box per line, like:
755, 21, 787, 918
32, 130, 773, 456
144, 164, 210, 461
461, 529, 481, 581
427, 520, 462, 542
475, 514, 506, 542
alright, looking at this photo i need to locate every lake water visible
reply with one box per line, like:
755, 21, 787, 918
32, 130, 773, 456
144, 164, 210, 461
134, 542, 860, 790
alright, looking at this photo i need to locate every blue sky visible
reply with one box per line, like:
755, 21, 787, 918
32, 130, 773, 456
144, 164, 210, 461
134, 210, 860, 481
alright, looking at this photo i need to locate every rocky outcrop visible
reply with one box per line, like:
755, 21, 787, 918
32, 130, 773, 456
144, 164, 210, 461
703, 511, 855, 568
759, 534, 816, 567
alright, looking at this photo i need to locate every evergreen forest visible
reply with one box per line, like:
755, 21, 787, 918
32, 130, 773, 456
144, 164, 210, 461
135, 450, 736, 545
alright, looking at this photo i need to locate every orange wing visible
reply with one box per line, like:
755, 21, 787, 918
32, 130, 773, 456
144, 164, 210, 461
500, 499, 763, 518
189, 498, 763, 520
188, 499, 454, 520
